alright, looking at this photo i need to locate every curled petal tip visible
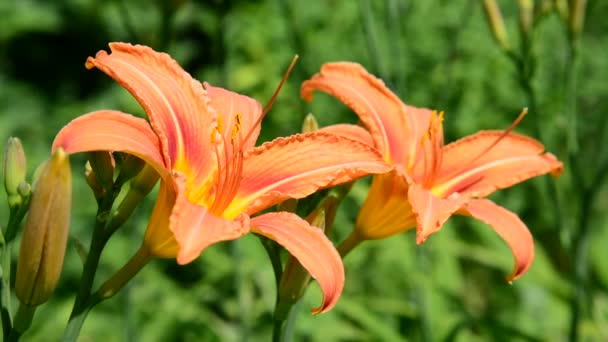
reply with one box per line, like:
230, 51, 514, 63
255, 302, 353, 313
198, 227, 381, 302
85, 57, 95, 69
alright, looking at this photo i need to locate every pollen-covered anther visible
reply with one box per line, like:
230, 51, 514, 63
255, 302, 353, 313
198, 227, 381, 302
232, 113, 242, 141
419, 110, 445, 189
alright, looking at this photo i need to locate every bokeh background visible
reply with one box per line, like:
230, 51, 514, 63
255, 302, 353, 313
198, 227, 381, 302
1, 0, 607, 341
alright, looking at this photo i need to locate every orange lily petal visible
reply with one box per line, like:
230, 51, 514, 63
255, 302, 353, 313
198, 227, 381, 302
86, 43, 217, 187
301, 62, 408, 163
205, 83, 263, 151
408, 182, 467, 244
432, 131, 564, 198
319, 124, 375, 147
355, 171, 416, 240
458, 199, 534, 282
52, 110, 169, 179
250, 212, 344, 314
170, 172, 249, 265
142, 181, 179, 258
231, 132, 391, 215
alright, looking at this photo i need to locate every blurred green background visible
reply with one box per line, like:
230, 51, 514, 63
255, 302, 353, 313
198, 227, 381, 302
1, 0, 607, 341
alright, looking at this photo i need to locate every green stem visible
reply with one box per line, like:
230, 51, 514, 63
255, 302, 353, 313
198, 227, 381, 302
5, 196, 31, 243
7, 303, 36, 341
337, 231, 363, 258
260, 236, 284, 285
568, 188, 593, 342
93, 247, 151, 304
565, 40, 590, 342
61, 191, 116, 341
272, 298, 302, 342
0, 241, 12, 340
517, 44, 568, 273
276, 0, 309, 98
359, 0, 388, 81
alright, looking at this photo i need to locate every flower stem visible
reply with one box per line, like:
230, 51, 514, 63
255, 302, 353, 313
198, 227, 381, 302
337, 231, 363, 258
61, 188, 117, 341
93, 247, 151, 304
272, 298, 303, 342
7, 303, 36, 341
0, 240, 13, 340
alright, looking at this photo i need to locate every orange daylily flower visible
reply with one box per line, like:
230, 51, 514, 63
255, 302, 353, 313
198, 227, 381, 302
301, 62, 563, 281
53, 44, 391, 312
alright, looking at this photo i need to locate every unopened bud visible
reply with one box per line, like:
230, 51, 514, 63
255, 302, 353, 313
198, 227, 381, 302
569, 0, 587, 43
17, 181, 31, 198
518, 0, 534, 38
117, 154, 146, 183
555, 0, 569, 21
302, 113, 319, 133
3, 137, 27, 207
482, 0, 511, 52
88, 151, 114, 191
111, 164, 160, 229
15, 148, 71, 306
85, 161, 105, 200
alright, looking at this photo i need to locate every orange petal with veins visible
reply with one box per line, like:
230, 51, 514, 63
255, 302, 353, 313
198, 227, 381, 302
319, 124, 375, 147
408, 182, 467, 243
458, 198, 534, 282
170, 172, 249, 265
52, 110, 169, 179
205, 83, 263, 151
86, 43, 217, 186
250, 212, 344, 314
432, 131, 563, 198
301, 62, 410, 164
230, 131, 391, 215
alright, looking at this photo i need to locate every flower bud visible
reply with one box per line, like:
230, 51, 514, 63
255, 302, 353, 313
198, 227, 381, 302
569, 0, 587, 43
518, 0, 534, 38
3, 137, 27, 207
555, 0, 569, 21
88, 151, 114, 191
116, 154, 146, 183
111, 163, 160, 229
15, 148, 71, 306
482, 0, 511, 52
301, 113, 319, 133
85, 161, 105, 201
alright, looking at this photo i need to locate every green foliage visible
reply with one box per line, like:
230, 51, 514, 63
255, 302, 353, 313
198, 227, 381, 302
1, 0, 606, 340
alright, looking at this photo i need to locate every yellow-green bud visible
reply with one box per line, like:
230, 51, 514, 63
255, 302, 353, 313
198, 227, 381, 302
482, 0, 511, 52
568, 0, 587, 43
15, 148, 71, 306
302, 113, 319, 133
111, 164, 160, 229
555, 0, 569, 21
88, 151, 114, 191
518, 0, 534, 38
85, 161, 105, 200
117, 154, 146, 182
3, 137, 27, 207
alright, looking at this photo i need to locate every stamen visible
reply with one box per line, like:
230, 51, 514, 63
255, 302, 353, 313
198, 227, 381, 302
211, 57, 299, 215
211, 115, 246, 215
210, 126, 221, 144
241, 55, 299, 147
419, 111, 445, 188
232, 113, 242, 140
466, 108, 527, 166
